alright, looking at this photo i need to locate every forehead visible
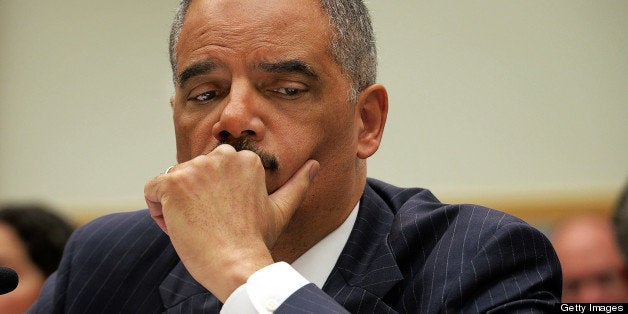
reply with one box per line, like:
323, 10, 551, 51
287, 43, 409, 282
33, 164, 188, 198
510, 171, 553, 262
176, 0, 332, 70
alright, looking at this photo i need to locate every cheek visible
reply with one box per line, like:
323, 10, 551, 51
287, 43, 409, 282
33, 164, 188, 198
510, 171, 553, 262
0, 268, 45, 313
314, 107, 359, 155
174, 110, 218, 162
283, 111, 355, 171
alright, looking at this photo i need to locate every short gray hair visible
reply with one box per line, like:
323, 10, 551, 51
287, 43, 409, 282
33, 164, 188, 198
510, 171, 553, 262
168, 0, 377, 101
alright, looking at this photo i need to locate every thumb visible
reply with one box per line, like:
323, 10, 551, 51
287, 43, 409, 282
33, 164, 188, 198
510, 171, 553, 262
269, 159, 320, 223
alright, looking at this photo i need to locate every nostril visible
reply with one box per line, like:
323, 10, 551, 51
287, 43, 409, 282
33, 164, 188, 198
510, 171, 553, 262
242, 130, 256, 137
218, 130, 256, 143
217, 130, 258, 147
218, 130, 231, 143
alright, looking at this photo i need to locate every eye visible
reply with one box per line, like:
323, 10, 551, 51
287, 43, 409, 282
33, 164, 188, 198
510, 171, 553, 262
188, 90, 218, 103
274, 87, 302, 96
269, 84, 308, 100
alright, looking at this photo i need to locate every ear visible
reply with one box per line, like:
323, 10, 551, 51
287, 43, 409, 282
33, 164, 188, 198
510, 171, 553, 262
356, 84, 388, 159
170, 96, 175, 109
621, 264, 628, 283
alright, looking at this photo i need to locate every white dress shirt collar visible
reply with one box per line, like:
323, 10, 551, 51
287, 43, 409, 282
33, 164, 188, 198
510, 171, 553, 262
290, 201, 360, 288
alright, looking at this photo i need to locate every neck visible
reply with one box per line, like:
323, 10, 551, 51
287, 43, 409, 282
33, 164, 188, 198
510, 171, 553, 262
270, 176, 365, 263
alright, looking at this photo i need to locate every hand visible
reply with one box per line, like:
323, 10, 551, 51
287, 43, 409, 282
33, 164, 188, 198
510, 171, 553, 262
144, 144, 319, 302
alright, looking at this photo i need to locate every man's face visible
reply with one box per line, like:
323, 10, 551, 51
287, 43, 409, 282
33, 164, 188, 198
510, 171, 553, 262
560, 248, 628, 302
171, 0, 361, 195
553, 219, 628, 303
0, 223, 46, 314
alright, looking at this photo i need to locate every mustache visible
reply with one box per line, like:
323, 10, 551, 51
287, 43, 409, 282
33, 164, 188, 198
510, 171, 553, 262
214, 137, 279, 172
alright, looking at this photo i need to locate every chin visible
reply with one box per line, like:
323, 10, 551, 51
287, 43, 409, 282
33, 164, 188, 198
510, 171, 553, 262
264, 172, 283, 194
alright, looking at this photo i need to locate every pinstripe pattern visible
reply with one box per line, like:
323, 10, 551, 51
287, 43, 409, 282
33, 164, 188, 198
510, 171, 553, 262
29, 210, 183, 313
278, 179, 561, 313
28, 178, 561, 313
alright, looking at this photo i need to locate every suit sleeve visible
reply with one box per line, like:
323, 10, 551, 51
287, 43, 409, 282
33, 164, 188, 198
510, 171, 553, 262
276, 283, 350, 314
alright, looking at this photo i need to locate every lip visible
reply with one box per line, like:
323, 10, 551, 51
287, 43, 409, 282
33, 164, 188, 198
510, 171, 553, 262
210, 140, 279, 171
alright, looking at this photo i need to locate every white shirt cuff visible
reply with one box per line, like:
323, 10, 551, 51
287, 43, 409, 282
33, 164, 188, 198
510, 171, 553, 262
221, 262, 310, 313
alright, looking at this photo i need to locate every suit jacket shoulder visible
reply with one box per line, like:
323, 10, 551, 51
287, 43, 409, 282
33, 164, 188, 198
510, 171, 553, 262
377, 178, 561, 312
29, 210, 179, 314
280, 178, 562, 313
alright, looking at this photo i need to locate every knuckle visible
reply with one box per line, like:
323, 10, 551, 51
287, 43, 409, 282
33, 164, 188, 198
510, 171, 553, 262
238, 150, 263, 167
213, 143, 236, 155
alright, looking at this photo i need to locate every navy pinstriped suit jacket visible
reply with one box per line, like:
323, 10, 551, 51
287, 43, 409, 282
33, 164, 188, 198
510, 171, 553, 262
29, 178, 561, 313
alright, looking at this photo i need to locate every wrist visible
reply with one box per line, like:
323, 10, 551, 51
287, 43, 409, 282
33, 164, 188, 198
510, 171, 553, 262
200, 245, 274, 302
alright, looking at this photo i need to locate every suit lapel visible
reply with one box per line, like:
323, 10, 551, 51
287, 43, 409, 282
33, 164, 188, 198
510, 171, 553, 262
159, 261, 223, 313
323, 182, 403, 308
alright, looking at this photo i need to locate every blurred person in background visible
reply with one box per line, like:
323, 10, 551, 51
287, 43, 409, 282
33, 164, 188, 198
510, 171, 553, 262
613, 181, 628, 261
551, 213, 628, 303
0, 204, 74, 314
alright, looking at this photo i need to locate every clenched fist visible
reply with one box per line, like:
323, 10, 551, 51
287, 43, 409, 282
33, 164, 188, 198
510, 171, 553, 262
144, 144, 319, 301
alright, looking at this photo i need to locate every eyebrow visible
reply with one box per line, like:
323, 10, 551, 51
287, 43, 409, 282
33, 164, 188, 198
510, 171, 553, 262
256, 59, 319, 79
178, 61, 218, 87
177, 59, 319, 87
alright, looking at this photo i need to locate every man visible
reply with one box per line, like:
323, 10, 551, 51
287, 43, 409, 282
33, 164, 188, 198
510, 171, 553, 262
551, 214, 628, 303
29, 0, 561, 312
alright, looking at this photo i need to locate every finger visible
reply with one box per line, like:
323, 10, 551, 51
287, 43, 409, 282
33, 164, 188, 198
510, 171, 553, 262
269, 159, 320, 223
147, 199, 168, 234
164, 165, 176, 174
211, 143, 237, 155
144, 175, 169, 234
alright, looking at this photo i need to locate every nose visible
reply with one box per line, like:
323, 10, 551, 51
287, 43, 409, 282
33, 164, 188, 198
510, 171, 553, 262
212, 81, 265, 143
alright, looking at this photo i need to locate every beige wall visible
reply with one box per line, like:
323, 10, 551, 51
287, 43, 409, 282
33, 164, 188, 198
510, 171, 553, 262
1, 1, 626, 225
